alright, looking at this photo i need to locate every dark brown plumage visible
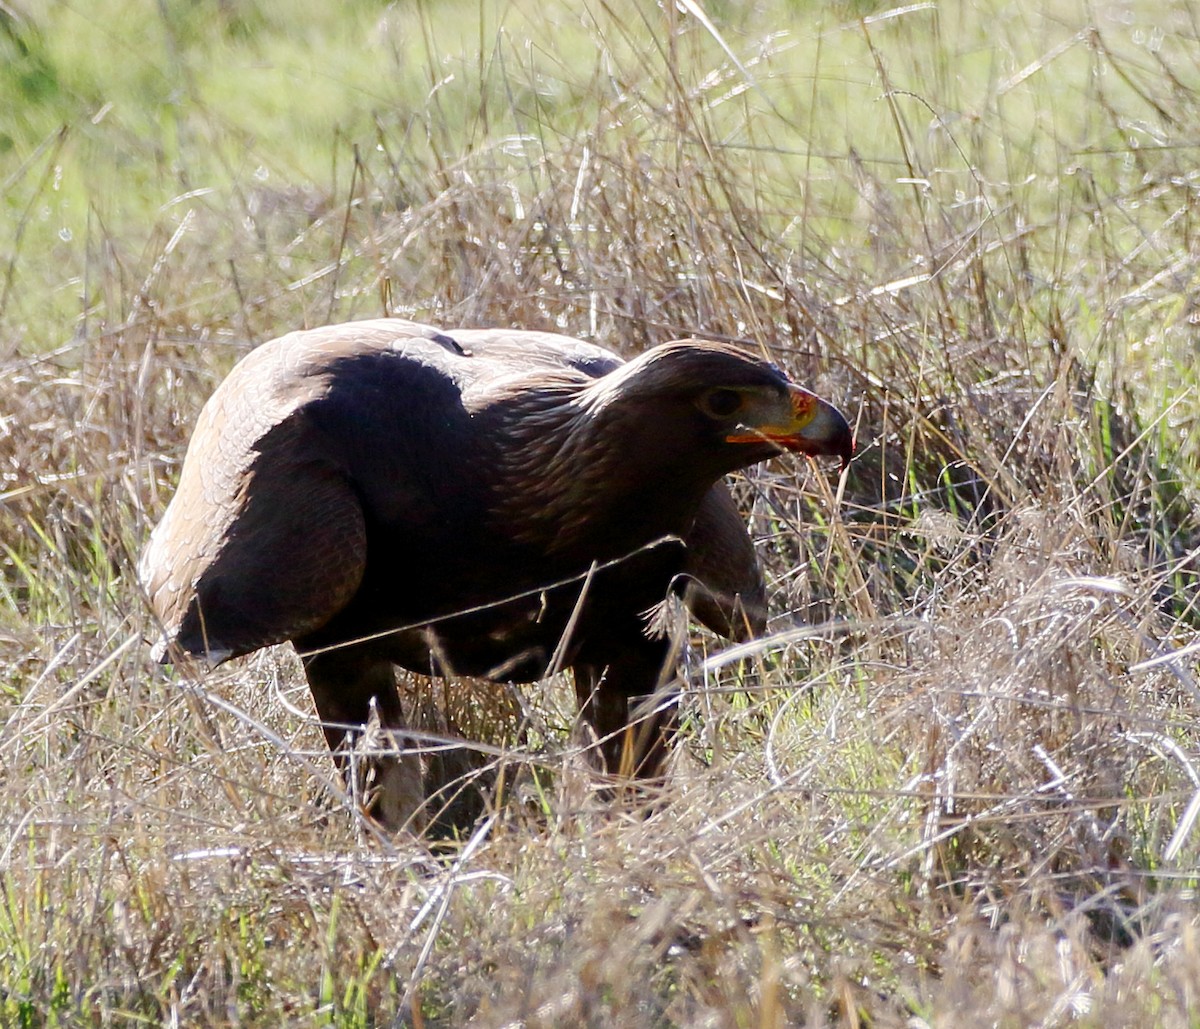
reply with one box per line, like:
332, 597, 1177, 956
141, 318, 852, 828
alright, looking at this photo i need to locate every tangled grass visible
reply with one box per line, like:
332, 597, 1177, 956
3, 0, 1200, 1024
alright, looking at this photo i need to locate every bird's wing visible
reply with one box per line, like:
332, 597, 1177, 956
682, 484, 767, 642
141, 328, 403, 662
147, 423, 368, 663
141, 318, 571, 663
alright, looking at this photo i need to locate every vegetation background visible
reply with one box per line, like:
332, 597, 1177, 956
3, 0, 1200, 1024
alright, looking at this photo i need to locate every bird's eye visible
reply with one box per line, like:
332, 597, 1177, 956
698, 388, 745, 419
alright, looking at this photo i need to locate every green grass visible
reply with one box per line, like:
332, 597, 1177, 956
4, 0, 1200, 1024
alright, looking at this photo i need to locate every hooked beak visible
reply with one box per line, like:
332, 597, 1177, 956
727, 386, 854, 469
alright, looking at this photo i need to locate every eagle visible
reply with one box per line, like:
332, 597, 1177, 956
141, 319, 852, 828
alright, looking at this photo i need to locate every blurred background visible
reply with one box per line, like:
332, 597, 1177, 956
2, 1, 1200, 1024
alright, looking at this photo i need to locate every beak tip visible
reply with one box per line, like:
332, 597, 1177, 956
819, 405, 855, 471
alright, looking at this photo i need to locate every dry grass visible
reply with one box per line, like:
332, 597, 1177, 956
3, 0, 1200, 1024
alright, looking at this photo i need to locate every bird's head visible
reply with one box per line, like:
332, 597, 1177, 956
482, 338, 853, 553
589, 340, 854, 475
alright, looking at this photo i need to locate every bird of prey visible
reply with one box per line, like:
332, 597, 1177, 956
141, 319, 852, 828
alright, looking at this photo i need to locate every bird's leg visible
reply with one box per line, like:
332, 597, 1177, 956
574, 637, 677, 780
299, 645, 425, 832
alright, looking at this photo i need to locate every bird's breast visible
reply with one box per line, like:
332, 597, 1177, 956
320, 534, 688, 683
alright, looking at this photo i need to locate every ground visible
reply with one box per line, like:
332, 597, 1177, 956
2, 0, 1200, 1024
